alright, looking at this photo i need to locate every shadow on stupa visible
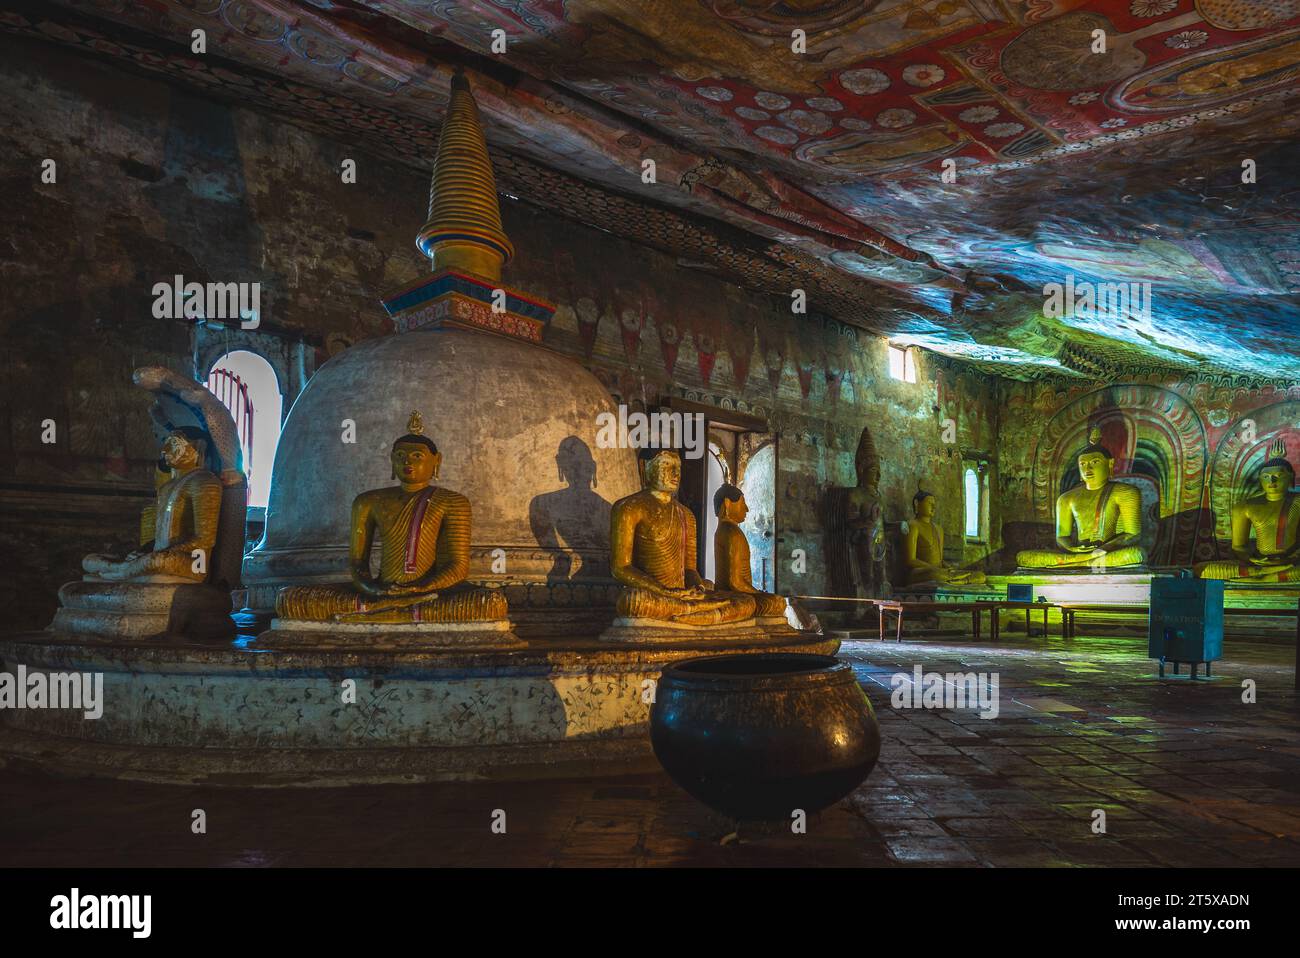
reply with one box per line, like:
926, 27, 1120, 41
529, 436, 613, 582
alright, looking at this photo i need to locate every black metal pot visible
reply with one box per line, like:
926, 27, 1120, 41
650, 653, 881, 821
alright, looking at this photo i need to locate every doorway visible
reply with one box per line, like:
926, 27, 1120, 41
666, 398, 777, 592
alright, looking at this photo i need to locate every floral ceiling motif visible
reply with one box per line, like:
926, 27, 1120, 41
19, 0, 1300, 378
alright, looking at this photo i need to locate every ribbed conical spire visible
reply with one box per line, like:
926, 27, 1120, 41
416, 71, 514, 281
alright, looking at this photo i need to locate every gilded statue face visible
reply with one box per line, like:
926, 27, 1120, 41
1077, 451, 1113, 490
722, 493, 748, 523
644, 451, 681, 494
162, 433, 200, 471
1259, 465, 1293, 501
392, 442, 439, 485
915, 495, 936, 520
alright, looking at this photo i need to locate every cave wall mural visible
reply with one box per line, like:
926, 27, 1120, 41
4, 1, 1300, 381
1002, 379, 1300, 569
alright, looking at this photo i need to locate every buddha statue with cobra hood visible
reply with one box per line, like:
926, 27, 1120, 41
53, 365, 246, 640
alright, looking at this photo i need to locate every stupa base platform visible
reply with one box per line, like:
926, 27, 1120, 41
0, 626, 836, 787
263, 617, 526, 651
0, 724, 660, 787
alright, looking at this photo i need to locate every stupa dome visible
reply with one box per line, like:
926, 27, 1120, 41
243, 326, 640, 631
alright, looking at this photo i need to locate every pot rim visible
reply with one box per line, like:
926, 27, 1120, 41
657, 653, 854, 691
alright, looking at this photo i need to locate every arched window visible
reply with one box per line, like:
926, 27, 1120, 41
207, 350, 283, 510
964, 467, 981, 539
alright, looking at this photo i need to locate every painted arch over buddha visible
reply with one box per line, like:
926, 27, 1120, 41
1023, 385, 1208, 568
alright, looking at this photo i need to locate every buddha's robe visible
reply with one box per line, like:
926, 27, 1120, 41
84, 469, 222, 581
713, 519, 786, 617
1017, 481, 1146, 570
903, 520, 986, 587
277, 485, 505, 623
1198, 493, 1300, 583
612, 491, 754, 626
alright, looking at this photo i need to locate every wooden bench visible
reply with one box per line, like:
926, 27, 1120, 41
870, 600, 980, 643
799, 596, 1060, 642
1058, 603, 1147, 641
792, 595, 978, 643
973, 600, 1061, 641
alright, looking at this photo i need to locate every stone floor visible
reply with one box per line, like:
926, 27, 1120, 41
1, 630, 1298, 867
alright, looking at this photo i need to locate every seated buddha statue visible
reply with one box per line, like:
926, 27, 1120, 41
1197, 439, 1300, 583
609, 448, 755, 626
712, 484, 786, 619
53, 365, 246, 641
84, 428, 223, 582
275, 412, 507, 625
903, 488, 986, 587
1016, 427, 1147, 570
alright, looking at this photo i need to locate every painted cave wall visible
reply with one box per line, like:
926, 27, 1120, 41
0, 35, 1004, 628
997, 379, 1300, 569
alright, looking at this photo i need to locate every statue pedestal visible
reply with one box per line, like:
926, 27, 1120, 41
263, 617, 525, 650
51, 577, 234, 641
0, 625, 837, 786
597, 616, 776, 644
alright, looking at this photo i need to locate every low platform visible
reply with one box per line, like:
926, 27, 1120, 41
263, 617, 526, 650
987, 569, 1172, 605
1222, 582, 1300, 611
0, 626, 836, 787
891, 585, 1002, 604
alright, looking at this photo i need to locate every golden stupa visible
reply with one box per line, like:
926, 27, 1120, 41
416, 70, 514, 281
382, 70, 548, 341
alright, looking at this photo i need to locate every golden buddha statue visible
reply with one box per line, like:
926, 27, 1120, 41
609, 448, 755, 626
1016, 427, 1147, 570
713, 484, 787, 619
84, 428, 223, 582
275, 412, 507, 624
903, 487, 986, 587
138, 454, 172, 549
1197, 439, 1300, 583
54, 366, 246, 640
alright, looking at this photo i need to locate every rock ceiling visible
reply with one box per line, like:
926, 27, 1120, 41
12, 0, 1300, 380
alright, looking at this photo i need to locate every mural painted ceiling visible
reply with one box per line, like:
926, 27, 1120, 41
10, 0, 1300, 380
